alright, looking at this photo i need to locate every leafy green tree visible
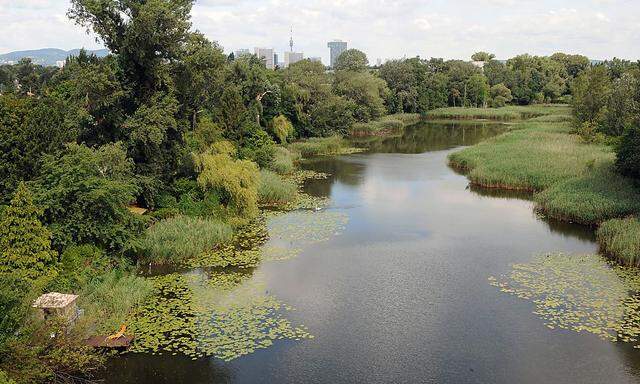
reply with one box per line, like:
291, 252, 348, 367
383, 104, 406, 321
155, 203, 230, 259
34, 143, 143, 252
271, 115, 294, 143
379, 59, 418, 113
309, 95, 356, 136
334, 71, 389, 122
69, 0, 194, 101
194, 141, 260, 220
550, 52, 590, 78
571, 66, 612, 125
490, 83, 513, 107
616, 126, 640, 180
471, 52, 495, 62
0, 183, 57, 280
334, 49, 369, 72
465, 74, 490, 107
0, 95, 76, 202
483, 60, 514, 87
602, 72, 639, 136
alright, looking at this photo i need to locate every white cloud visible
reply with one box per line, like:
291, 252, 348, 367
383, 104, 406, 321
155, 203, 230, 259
0, 0, 638, 62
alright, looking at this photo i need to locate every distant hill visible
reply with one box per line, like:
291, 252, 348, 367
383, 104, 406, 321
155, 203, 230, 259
0, 48, 110, 67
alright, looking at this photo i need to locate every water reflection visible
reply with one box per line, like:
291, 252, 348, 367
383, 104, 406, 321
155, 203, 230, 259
104, 120, 640, 384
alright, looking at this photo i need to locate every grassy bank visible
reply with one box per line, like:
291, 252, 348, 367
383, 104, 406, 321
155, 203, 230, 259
349, 113, 422, 136
448, 104, 640, 264
597, 218, 640, 266
427, 105, 571, 121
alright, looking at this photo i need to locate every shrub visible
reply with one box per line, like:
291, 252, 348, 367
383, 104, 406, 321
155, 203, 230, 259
195, 141, 260, 219
258, 170, 298, 205
616, 126, 640, 180
50, 245, 111, 292
140, 216, 233, 263
0, 370, 15, 384
597, 217, 640, 266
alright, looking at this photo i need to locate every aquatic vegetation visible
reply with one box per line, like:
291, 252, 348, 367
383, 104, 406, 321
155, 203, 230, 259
349, 113, 421, 136
128, 271, 312, 361
258, 170, 298, 206
427, 105, 571, 121
140, 216, 233, 264
261, 210, 349, 262
289, 136, 364, 158
489, 253, 640, 345
183, 217, 269, 269
597, 218, 640, 266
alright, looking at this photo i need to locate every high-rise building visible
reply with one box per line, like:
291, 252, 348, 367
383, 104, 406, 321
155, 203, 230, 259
327, 40, 347, 68
274, 53, 279, 68
284, 51, 304, 67
309, 57, 322, 64
254, 47, 275, 69
234, 49, 251, 58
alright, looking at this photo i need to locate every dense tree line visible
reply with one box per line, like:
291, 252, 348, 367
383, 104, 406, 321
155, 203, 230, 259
570, 59, 640, 179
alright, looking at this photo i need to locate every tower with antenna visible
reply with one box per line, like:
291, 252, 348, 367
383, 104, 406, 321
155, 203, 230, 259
289, 27, 294, 52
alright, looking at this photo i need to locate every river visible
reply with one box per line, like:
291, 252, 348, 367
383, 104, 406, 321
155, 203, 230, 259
104, 121, 640, 384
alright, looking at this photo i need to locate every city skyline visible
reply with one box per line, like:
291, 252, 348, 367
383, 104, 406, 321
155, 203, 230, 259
1, 1, 640, 63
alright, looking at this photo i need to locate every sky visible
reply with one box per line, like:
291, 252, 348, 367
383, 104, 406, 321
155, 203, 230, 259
1, 0, 639, 64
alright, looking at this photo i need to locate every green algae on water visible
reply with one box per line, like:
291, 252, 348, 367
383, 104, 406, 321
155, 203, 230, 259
489, 253, 640, 345
128, 270, 312, 361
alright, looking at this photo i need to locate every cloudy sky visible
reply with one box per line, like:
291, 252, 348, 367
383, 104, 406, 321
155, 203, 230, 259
1, 0, 639, 63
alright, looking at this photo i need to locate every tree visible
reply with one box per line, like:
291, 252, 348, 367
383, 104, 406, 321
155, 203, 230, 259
334, 49, 369, 72
194, 141, 260, 220
602, 72, 639, 136
471, 52, 495, 62
616, 126, 640, 180
334, 71, 389, 122
271, 115, 294, 143
490, 83, 513, 107
484, 60, 514, 87
309, 95, 356, 136
465, 74, 490, 107
69, 0, 194, 101
550, 53, 590, 78
34, 143, 143, 252
571, 66, 612, 125
0, 183, 57, 280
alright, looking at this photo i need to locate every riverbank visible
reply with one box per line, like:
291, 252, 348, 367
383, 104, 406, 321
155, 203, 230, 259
447, 105, 640, 264
348, 113, 422, 136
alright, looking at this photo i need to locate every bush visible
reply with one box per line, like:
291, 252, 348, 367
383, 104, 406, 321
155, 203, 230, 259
0, 370, 15, 384
271, 115, 294, 143
597, 217, 640, 266
575, 120, 605, 144
238, 126, 276, 168
195, 141, 260, 219
50, 245, 111, 292
616, 126, 640, 180
258, 170, 297, 205
140, 216, 233, 263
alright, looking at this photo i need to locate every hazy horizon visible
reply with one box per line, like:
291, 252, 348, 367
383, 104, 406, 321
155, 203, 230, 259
1, 0, 639, 64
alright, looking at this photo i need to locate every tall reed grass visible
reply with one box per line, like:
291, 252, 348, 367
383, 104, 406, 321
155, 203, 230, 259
258, 170, 298, 205
597, 218, 640, 266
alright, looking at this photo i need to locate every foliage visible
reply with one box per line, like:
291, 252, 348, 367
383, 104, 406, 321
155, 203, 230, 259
489, 83, 513, 107
0, 183, 57, 281
140, 216, 233, 264
471, 52, 495, 62
271, 114, 294, 143
616, 126, 640, 179
334, 70, 389, 122
334, 49, 368, 72
34, 143, 144, 252
571, 66, 612, 126
194, 141, 260, 219
50, 245, 111, 293
350, 113, 421, 136
258, 170, 298, 205
0, 370, 15, 384
597, 218, 640, 266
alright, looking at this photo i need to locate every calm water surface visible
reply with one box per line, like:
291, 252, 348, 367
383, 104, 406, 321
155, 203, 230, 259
105, 121, 640, 383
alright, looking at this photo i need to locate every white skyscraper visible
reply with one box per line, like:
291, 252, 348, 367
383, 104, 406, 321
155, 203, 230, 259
254, 47, 275, 69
